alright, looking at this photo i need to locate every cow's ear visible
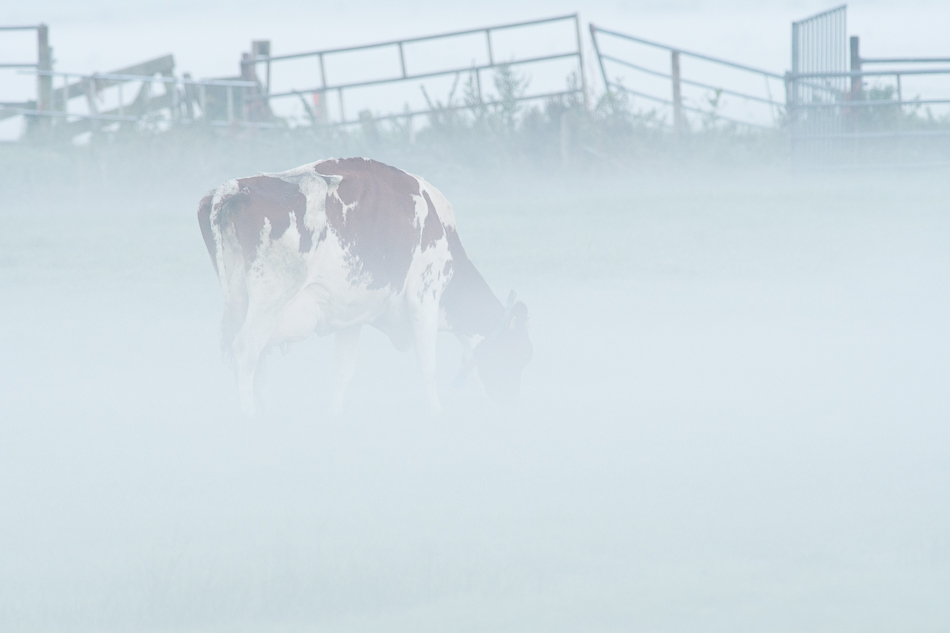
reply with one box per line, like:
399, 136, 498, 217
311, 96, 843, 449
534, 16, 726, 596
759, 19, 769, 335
318, 174, 343, 195
506, 290, 517, 311
509, 301, 528, 328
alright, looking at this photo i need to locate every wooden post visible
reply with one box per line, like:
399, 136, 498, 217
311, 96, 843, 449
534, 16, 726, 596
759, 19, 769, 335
240, 52, 253, 121
560, 111, 570, 168
251, 40, 270, 91
671, 50, 683, 135
170, 76, 179, 122
84, 76, 100, 132
182, 73, 193, 120
144, 80, 151, 118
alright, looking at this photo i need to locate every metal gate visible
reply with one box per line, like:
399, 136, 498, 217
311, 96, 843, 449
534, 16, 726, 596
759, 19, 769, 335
787, 5, 848, 165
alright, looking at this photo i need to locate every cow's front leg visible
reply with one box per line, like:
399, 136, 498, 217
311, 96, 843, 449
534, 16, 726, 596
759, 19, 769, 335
413, 307, 442, 416
331, 325, 361, 413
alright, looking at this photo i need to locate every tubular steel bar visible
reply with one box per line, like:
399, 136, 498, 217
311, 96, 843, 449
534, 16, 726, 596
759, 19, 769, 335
260, 51, 578, 100
590, 24, 784, 80
790, 67, 950, 78
8, 108, 140, 122
260, 14, 578, 62
671, 51, 683, 134
0, 25, 41, 30
861, 56, 950, 64
599, 53, 784, 106
604, 81, 773, 129
574, 15, 588, 109
794, 96, 950, 108
255, 13, 586, 125
325, 88, 583, 127
590, 23, 609, 92
796, 3, 847, 24
30, 69, 256, 87
794, 129, 950, 140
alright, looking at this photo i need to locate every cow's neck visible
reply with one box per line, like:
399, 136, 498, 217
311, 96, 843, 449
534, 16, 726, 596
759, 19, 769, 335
441, 230, 504, 344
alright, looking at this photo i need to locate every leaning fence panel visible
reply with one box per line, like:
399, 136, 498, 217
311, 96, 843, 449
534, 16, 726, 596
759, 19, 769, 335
590, 24, 785, 132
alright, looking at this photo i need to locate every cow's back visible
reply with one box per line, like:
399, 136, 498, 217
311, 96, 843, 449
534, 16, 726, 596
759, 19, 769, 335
314, 157, 445, 292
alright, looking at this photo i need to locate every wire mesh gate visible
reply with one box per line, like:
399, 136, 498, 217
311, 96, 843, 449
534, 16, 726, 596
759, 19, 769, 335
786, 5, 849, 165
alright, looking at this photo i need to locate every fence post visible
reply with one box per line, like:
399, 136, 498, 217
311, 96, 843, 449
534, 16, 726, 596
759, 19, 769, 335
171, 76, 179, 122
849, 36, 862, 99
574, 14, 589, 111
398, 41, 407, 78
589, 24, 609, 97
199, 84, 207, 123
671, 50, 683, 135
84, 76, 100, 132
560, 111, 571, 168
144, 79, 152, 120
37, 24, 52, 130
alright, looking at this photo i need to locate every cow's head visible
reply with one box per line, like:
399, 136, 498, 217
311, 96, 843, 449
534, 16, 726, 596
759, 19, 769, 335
474, 291, 533, 406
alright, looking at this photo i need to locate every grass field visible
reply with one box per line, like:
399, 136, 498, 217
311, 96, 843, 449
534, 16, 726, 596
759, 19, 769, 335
1, 151, 948, 632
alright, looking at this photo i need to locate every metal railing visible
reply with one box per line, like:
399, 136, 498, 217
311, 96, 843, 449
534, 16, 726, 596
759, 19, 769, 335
0, 24, 51, 124
9, 65, 261, 134
787, 23, 950, 166
246, 14, 588, 127
590, 24, 785, 131
787, 67, 950, 134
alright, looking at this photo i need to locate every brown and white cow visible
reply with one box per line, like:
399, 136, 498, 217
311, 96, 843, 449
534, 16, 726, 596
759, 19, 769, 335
198, 157, 532, 415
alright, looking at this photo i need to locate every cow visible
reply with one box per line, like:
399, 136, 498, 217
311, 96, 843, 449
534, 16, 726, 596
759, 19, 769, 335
197, 157, 532, 415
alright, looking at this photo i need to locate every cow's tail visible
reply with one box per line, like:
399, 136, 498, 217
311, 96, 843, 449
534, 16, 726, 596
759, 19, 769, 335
198, 185, 249, 360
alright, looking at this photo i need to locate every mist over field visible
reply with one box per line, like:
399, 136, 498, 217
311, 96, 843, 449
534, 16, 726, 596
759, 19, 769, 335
2, 1, 950, 632
2, 143, 948, 631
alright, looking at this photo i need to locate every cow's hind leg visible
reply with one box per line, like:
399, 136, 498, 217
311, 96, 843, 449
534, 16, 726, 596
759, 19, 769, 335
331, 325, 361, 413
232, 315, 279, 416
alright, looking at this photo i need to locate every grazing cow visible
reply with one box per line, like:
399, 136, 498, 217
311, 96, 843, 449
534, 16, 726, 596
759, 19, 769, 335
198, 157, 532, 415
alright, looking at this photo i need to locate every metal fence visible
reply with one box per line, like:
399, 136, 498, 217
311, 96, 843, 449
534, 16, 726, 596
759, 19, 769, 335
1, 25, 268, 139
6, 59, 263, 138
787, 5, 950, 167
589, 24, 786, 131
246, 14, 587, 128
0, 24, 51, 130
32, 68, 259, 127
4, 9, 949, 167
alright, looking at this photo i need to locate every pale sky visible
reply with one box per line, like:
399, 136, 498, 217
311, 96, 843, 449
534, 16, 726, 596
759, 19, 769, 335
2, 0, 947, 135
2, 0, 947, 80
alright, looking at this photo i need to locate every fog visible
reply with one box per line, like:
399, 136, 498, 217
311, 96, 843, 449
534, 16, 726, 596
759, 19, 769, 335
2, 2, 950, 632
